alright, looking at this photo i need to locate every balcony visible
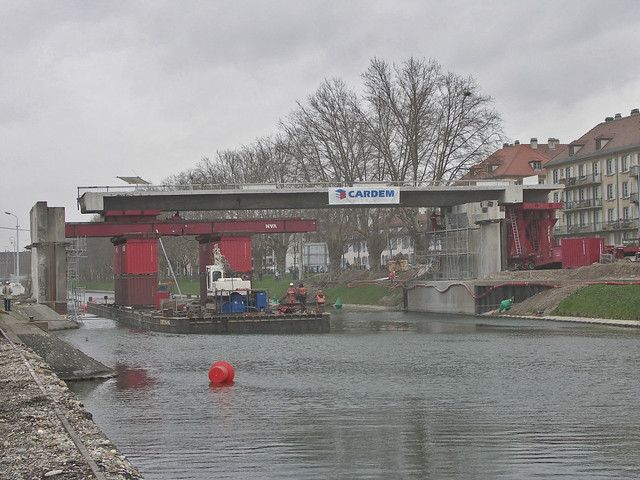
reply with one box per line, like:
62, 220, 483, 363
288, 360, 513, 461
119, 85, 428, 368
562, 198, 603, 211
602, 219, 638, 230
559, 173, 602, 188
554, 219, 639, 236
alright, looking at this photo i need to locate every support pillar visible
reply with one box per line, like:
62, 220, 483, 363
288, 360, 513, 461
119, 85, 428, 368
29, 202, 68, 314
112, 234, 159, 307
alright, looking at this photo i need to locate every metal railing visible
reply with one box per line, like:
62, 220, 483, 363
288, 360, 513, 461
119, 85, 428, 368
554, 218, 639, 235
77, 179, 519, 198
562, 198, 602, 210
558, 173, 602, 187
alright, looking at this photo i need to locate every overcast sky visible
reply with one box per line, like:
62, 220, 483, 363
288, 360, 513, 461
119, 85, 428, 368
2, 0, 640, 253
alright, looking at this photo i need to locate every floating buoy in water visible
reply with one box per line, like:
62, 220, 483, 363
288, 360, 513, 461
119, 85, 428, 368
334, 297, 342, 311
209, 361, 235, 384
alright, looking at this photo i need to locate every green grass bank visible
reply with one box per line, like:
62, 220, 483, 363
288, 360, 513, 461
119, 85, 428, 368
551, 284, 640, 320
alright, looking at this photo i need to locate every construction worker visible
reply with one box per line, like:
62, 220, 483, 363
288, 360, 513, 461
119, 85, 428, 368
315, 289, 326, 313
286, 282, 297, 304
297, 283, 307, 309
2, 281, 13, 311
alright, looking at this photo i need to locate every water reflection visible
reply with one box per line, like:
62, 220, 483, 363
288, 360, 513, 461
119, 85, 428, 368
115, 364, 155, 390
59, 312, 640, 480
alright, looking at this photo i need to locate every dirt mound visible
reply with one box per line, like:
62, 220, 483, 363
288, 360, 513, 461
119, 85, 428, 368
482, 260, 640, 283
504, 284, 582, 316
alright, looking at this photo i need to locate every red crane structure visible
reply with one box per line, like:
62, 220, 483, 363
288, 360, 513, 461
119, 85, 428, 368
66, 210, 317, 307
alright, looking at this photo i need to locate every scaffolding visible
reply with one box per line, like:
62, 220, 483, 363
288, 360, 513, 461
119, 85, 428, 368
414, 225, 479, 281
67, 236, 86, 323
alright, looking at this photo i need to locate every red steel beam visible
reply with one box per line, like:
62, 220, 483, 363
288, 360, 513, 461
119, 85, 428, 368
65, 218, 317, 238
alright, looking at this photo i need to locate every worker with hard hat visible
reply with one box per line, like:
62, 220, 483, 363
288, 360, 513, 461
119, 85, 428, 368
315, 289, 326, 313
286, 282, 298, 304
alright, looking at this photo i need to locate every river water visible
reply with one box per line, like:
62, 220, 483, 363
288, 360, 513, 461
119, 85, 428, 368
57, 311, 640, 480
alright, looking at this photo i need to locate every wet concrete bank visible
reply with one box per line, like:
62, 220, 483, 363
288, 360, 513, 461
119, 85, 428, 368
1, 301, 115, 380
0, 303, 143, 479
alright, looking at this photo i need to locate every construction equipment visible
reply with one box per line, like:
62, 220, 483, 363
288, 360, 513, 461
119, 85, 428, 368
505, 203, 562, 270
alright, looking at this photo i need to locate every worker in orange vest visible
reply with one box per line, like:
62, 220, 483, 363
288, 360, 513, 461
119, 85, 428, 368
297, 283, 308, 310
315, 289, 326, 313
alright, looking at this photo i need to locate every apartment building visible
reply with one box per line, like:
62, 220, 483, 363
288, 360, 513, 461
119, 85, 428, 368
461, 137, 565, 183
544, 109, 640, 244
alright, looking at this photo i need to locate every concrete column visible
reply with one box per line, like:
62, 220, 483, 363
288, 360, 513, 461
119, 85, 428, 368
29, 202, 68, 314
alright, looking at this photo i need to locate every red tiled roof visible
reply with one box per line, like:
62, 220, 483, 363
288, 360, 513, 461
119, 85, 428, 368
546, 110, 640, 167
461, 140, 567, 181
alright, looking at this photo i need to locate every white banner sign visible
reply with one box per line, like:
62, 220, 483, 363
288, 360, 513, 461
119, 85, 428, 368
328, 186, 400, 205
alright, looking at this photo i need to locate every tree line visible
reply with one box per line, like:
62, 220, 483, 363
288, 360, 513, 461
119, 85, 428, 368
82, 57, 504, 281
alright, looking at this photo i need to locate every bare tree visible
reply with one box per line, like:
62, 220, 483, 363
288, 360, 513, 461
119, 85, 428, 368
362, 57, 503, 251
280, 78, 371, 275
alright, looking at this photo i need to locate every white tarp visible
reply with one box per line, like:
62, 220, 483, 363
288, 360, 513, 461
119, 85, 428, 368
328, 186, 400, 205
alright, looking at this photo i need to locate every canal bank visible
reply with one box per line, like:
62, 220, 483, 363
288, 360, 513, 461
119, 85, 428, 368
0, 304, 143, 480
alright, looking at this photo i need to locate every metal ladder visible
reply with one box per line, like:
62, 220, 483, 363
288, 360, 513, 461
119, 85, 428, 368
509, 210, 522, 255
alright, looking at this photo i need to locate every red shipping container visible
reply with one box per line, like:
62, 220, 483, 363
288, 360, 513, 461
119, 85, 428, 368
218, 236, 252, 272
561, 237, 604, 269
121, 238, 158, 275
114, 276, 127, 305
199, 237, 252, 273
117, 274, 158, 307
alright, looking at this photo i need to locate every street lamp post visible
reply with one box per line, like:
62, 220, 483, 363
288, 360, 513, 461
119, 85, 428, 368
5, 212, 18, 278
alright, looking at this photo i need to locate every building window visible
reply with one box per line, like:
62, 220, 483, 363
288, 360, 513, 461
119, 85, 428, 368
578, 164, 586, 178
553, 169, 560, 183
592, 161, 600, 177
553, 191, 561, 203
579, 188, 586, 201
607, 208, 616, 223
593, 185, 601, 200
607, 183, 615, 200
606, 158, 615, 175
622, 155, 630, 172
530, 161, 542, 172
622, 181, 630, 198
402, 237, 410, 249
623, 206, 631, 220
580, 212, 587, 226
594, 210, 601, 229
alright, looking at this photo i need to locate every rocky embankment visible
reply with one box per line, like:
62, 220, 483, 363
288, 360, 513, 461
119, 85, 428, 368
0, 304, 143, 480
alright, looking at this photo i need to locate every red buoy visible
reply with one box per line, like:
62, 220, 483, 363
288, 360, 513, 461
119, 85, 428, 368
209, 361, 235, 383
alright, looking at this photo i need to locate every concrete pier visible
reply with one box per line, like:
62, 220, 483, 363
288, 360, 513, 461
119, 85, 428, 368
29, 201, 68, 314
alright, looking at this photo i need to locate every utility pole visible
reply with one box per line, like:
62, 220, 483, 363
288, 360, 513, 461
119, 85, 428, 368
5, 212, 18, 278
